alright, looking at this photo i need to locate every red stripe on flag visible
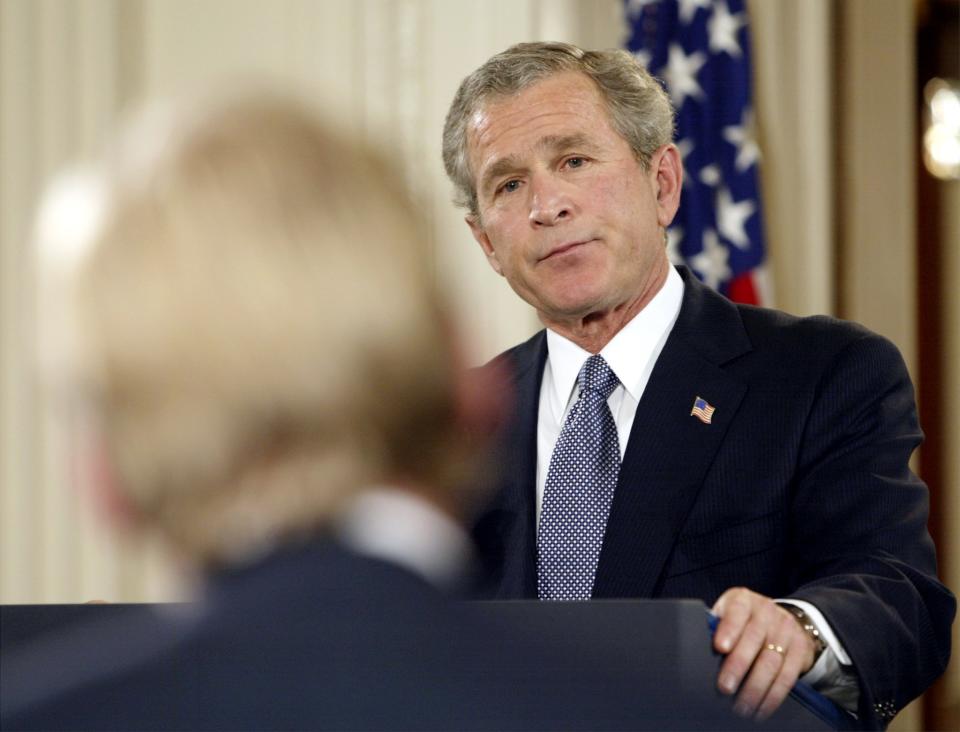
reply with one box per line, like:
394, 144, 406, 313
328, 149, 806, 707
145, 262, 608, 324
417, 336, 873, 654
728, 272, 759, 305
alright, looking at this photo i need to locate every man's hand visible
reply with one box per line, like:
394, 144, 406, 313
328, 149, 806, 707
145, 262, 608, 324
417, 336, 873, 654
712, 587, 817, 720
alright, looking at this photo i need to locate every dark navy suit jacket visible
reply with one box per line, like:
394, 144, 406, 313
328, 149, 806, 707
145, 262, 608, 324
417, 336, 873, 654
471, 266, 955, 729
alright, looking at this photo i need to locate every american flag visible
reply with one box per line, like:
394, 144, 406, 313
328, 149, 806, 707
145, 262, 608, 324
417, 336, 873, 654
690, 396, 716, 424
625, 0, 769, 305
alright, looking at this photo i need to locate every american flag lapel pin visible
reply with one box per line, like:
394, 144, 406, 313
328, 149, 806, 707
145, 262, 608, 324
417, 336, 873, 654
690, 396, 716, 424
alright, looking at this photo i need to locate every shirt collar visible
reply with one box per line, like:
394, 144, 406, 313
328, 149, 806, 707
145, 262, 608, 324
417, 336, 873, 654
335, 486, 472, 589
545, 265, 684, 404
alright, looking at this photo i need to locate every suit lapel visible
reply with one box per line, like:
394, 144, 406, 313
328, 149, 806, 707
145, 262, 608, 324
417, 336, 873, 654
593, 268, 752, 598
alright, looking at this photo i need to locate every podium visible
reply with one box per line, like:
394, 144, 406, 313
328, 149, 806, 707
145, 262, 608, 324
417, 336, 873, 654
1, 600, 854, 730
472, 600, 854, 730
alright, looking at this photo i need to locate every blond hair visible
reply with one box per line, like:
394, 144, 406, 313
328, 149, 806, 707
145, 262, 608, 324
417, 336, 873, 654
442, 41, 675, 217
41, 92, 467, 566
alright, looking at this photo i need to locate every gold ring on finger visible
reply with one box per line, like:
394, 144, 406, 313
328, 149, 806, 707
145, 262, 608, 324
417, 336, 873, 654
765, 643, 785, 655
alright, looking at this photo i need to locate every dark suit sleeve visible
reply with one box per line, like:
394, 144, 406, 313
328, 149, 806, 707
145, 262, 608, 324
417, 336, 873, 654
784, 332, 955, 729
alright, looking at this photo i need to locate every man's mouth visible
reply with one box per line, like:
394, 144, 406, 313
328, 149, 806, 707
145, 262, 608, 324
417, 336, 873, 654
538, 239, 595, 262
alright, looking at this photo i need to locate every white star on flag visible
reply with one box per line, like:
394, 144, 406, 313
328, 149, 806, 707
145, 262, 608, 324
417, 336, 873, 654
716, 186, 756, 249
690, 229, 731, 289
676, 138, 695, 187
699, 164, 721, 186
723, 109, 761, 171
707, 0, 747, 57
663, 43, 706, 108
633, 48, 653, 69
678, 0, 712, 23
667, 226, 685, 264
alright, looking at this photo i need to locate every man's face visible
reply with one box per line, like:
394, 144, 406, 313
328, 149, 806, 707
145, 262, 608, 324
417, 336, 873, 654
465, 72, 679, 327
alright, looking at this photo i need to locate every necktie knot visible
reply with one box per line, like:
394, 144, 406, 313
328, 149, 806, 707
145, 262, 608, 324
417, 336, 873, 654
578, 354, 620, 400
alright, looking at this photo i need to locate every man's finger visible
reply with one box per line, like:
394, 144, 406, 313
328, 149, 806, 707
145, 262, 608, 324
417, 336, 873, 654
713, 587, 818, 718
714, 590, 774, 695
751, 611, 815, 718
712, 587, 753, 654
732, 640, 787, 716
719, 616, 770, 696
755, 640, 807, 720
730, 605, 816, 718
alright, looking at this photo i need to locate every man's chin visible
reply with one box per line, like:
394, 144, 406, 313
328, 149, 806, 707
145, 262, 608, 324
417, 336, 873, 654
535, 296, 610, 328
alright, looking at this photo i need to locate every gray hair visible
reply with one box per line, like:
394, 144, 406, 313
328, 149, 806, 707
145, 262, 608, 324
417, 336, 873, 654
442, 41, 675, 218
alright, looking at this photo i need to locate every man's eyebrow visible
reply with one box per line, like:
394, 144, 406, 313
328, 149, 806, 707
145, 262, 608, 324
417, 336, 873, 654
537, 133, 596, 154
479, 155, 524, 195
478, 134, 598, 195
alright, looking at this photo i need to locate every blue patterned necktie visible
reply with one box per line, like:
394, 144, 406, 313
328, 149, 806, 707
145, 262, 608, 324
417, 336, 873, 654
537, 354, 622, 600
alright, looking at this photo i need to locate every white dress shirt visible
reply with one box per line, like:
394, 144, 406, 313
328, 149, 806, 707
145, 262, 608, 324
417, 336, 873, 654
536, 266, 685, 521
535, 266, 857, 711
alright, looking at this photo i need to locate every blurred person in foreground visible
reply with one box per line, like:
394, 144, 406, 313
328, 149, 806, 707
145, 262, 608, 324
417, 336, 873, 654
1, 92, 677, 731
443, 41, 955, 728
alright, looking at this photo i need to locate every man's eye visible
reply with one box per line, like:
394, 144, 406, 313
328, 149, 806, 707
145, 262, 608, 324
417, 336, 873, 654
500, 180, 521, 194
565, 157, 586, 169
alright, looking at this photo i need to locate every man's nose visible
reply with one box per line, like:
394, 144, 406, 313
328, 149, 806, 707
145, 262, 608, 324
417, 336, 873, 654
528, 175, 573, 226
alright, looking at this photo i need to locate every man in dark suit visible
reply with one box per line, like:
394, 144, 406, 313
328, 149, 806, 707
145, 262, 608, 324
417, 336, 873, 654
441, 41, 955, 728
3, 91, 707, 731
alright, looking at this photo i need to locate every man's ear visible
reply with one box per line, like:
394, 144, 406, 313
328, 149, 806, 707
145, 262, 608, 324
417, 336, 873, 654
466, 215, 504, 276
452, 342, 511, 446
75, 426, 141, 532
650, 143, 683, 228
